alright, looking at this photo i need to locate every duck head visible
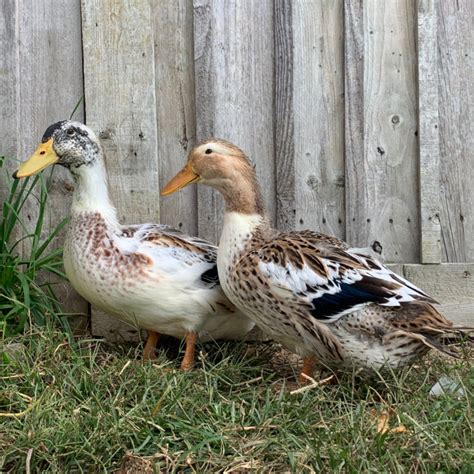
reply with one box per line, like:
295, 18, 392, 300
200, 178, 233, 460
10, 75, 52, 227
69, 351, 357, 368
161, 139, 250, 193
13, 121, 101, 179
161, 139, 264, 215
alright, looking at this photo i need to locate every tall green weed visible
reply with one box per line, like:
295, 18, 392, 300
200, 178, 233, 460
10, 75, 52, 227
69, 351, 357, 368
0, 157, 70, 337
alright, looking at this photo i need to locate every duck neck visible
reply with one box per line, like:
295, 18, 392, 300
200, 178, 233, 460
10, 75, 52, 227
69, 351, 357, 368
217, 168, 267, 216
69, 155, 119, 230
217, 176, 272, 262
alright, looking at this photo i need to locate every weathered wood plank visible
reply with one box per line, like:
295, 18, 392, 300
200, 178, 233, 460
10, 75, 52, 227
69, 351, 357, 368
82, 0, 160, 337
345, 0, 420, 263
193, 0, 275, 243
17, 0, 85, 240
0, 0, 88, 327
403, 264, 474, 326
275, 0, 344, 237
0, 0, 19, 192
344, 0, 365, 241
153, 0, 197, 235
293, 0, 344, 237
82, 0, 159, 225
438, 0, 474, 262
274, 0, 295, 232
417, 0, 441, 264
386, 264, 404, 275
92, 309, 145, 343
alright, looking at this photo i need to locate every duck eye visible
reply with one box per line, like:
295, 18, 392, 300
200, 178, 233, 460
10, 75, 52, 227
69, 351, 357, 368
66, 129, 75, 136
205, 148, 212, 155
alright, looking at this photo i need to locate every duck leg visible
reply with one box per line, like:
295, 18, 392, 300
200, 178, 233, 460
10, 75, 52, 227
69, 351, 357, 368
299, 355, 317, 384
180, 332, 198, 371
143, 331, 160, 360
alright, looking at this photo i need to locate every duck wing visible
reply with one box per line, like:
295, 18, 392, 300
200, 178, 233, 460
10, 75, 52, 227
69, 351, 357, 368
119, 223, 220, 289
254, 230, 437, 324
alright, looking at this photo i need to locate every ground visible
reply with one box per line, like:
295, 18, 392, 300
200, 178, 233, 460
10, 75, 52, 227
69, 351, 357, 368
1, 327, 472, 473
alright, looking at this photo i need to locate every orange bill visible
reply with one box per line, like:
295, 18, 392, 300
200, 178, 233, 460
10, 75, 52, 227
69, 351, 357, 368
13, 139, 58, 179
161, 165, 200, 196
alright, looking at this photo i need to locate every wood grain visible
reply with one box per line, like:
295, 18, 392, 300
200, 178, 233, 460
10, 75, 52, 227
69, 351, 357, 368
344, 0, 365, 243
274, 0, 295, 232
153, 0, 198, 235
417, 0, 441, 263
403, 264, 474, 326
193, 0, 275, 243
0, 0, 19, 195
91, 309, 145, 343
345, 0, 419, 263
291, 0, 344, 237
0, 0, 88, 326
274, 0, 345, 237
82, 0, 160, 336
438, 0, 474, 262
82, 0, 160, 225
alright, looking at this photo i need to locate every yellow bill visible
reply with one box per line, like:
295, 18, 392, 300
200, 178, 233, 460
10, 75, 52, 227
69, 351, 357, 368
161, 165, 200, 196
13, 139, 58, 179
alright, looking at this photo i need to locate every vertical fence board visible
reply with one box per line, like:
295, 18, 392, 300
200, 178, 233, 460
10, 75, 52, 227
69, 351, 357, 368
82, 0, 159, 225
17, 0, 85, 242
275, 0, 344, 237
438, 0, 474, 262
345, 0, 420, 262
0, 0, 18, 187
274, 0, 295, 232
417, 0, 441, 263
82, 0, 159, 338
153, 0, 197, 235
293, 0, 345, 237
0, 0, 88, 324
194, 0, 275, 243
344, 0, 365, 243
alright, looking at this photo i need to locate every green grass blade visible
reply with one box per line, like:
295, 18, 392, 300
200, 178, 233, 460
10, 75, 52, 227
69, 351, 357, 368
15, 272, 31, 308
33, 217, 69, 260
2, 202, 32, 236
30, 177, 48, 256
69, 95, 84, 119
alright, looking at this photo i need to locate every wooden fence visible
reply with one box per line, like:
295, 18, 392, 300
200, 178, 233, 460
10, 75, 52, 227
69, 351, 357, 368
1, 0, 472, 340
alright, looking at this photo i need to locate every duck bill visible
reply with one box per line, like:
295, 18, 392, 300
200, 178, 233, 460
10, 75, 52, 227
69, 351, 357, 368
13, 139, 59, 179
161, 165, 200, 196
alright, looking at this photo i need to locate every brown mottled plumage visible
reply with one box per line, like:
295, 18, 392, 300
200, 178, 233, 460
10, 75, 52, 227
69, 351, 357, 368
13, 122, 255, 370
162, 139, 473, 377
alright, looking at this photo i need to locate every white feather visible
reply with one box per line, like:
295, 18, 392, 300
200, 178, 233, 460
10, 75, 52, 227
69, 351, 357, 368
63, 156, 254, 341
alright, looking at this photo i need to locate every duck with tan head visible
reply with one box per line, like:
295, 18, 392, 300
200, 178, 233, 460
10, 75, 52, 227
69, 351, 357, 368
14, 122, 255, 369
162, 139, 472, 380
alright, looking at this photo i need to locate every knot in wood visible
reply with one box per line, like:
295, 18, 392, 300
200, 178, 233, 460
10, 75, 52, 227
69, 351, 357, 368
391, 114, 400, 125
306, 175, 320, 190
99, 129, 114, 140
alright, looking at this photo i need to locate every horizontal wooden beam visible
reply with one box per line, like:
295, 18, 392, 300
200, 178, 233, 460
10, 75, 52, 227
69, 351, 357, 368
403, 263, 474, 326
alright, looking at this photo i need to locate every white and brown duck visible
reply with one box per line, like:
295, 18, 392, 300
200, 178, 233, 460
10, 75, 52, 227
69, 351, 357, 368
162, 139, 472, 380
13, 122, 254, 369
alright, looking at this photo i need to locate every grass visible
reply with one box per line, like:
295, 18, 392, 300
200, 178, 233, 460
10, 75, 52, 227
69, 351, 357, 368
0, 157, 69, 337
1, 327, 472, 473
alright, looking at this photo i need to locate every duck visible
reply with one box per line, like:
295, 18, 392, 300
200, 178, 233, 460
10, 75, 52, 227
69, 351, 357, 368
13, 122, 255, 370
161, 139, 472, 380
